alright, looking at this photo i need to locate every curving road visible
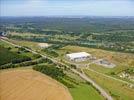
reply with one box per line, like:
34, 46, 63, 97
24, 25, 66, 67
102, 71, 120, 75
71, 69, 113, 100
1, 38, 113, 100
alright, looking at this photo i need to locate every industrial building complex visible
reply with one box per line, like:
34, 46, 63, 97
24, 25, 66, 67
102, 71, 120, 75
66, 52, 91, 62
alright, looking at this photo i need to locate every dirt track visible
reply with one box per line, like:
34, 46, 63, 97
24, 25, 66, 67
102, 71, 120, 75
0, 69, 72, 100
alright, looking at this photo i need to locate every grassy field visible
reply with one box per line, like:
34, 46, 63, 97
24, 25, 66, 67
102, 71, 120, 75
0, 40, 40, 66
69, 83, 104, 100
56, 45, 134, 100
0, 66, 104, 100
8, 32, 80, 42
34, 64, 104, 100
0, 68, 72, 100
2, 39, 133, 100
0, 46, 23, 65
57, 45, 134, 73
6, 39, 61, 58
7, 39, 41, 50
6, 39, 52, 55
65, 70, 104, 100
5, 40, 134, 69
84, 69, 134, 100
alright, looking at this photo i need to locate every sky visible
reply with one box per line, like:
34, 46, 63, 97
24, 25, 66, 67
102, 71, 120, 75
0, 0, 134, 16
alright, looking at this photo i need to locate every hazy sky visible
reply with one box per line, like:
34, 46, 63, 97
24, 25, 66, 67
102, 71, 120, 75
0, 0, 134, 16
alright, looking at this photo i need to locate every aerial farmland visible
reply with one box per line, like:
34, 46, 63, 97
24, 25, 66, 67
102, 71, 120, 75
0, 2, 134, 99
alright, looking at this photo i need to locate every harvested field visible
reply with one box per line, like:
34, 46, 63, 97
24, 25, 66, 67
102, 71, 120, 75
0, 69, 72, 100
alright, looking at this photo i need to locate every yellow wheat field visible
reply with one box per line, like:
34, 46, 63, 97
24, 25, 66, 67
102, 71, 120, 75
0, 68, 72, 100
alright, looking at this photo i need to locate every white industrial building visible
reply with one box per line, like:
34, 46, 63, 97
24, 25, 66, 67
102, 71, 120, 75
66, 52, 91, 61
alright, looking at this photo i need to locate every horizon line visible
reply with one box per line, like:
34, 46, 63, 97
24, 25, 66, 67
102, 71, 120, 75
1, 15, 134, 18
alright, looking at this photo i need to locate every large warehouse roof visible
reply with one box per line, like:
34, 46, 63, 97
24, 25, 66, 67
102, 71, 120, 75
66, 52, 91, 59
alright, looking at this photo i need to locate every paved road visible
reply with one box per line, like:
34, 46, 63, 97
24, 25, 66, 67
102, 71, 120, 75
71, 69, 113, 100
62, 52, 134, 87
86, 67, 134, 87
1, 38, 113, 100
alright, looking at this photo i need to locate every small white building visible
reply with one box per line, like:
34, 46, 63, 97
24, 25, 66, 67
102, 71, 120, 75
38, 43, 50, 48
66, 52, 91, 61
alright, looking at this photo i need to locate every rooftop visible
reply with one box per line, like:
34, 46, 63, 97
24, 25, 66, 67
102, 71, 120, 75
66, 52, 91, 59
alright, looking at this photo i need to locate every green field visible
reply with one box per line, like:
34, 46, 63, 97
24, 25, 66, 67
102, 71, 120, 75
33, 62, 104, 100
1, 17, 134, 100
0, 40, 39, 66
7, 39, 41, 50
6, 39, 59, 58
65, 71, 104, 100
69, 83, 104, 100
1, 39, 133, 100
84, 69, 134, 100
57, 45, 134, 72
4, 17, 134, 53
56, 45, 134, 100
0, 46, 22, 65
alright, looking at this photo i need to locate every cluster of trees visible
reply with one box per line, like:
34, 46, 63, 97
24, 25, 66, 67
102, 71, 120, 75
33, 64, 79, 88
92, 33, 134, 42
0, 57, 48, 70
0, 46, 32, 66
1, 17, 134, 33
33, 65, 65, 80
2, 17, 134, 53
42, 49, 59, 57
7, 33, 134, 53
33, 54, 42, 59
11, 57, 31, 64
125, 68, 134, 75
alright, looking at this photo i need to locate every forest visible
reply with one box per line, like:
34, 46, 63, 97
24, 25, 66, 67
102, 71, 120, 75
0, 17, 134, 53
